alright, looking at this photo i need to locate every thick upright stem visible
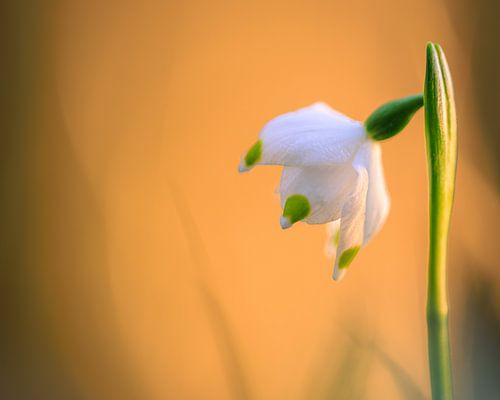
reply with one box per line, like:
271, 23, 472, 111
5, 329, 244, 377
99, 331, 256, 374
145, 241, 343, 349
426, 215, 453, 399
424, 43, 457, 400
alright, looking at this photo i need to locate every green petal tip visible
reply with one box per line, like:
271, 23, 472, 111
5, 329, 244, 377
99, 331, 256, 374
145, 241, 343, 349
282, 194, 311, 226
338, 246, 361, 269
240, 140, 262, 172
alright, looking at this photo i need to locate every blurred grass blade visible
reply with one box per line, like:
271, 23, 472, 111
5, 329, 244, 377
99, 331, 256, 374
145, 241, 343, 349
350, 334, 426, 400
424, 42, 457, 400
464, 273, 500, 399
369, 344, 426, 400
169, 181, 252, 400
323, 346, 371, 400
304, 327, 373, 400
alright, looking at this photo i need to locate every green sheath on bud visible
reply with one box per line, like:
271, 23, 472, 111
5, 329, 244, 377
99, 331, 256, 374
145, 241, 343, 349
424, 42, 457, 400
365, 94, 424, 141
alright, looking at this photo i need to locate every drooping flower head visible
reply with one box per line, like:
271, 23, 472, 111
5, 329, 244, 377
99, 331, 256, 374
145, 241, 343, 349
240, 97, 422, 280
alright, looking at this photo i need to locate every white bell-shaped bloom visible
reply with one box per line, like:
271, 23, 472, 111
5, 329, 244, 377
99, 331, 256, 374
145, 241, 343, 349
239, 102, 390, 280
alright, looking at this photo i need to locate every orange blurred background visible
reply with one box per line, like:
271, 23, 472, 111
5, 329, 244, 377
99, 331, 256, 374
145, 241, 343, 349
1, 1, 499, 399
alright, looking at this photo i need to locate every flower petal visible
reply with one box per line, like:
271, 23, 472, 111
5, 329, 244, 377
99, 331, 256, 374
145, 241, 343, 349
332, 163, 368, 281
245, 103, 366, 169
279, 164, 357, 226
325, 219, 341, 257
363, 142, 390, 244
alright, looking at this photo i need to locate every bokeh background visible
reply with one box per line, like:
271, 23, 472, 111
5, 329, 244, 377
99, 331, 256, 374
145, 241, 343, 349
1, 0, 499, 399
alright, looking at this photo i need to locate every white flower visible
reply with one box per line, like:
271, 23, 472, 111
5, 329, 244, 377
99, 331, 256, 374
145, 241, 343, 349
239, 102, 390, 281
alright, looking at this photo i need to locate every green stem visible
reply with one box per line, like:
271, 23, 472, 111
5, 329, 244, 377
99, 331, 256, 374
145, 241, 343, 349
424, 43, 457, 400
426, 222, 453, 400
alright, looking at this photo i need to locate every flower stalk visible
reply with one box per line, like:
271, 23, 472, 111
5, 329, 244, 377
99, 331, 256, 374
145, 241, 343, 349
365, 94, 423, 141
424, 42, 457, 400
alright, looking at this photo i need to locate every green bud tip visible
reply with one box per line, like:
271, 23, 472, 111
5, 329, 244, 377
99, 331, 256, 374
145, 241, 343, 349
281, 194, 311, 229
424, 42, 457, 160
239, 140, 262, 172
365, 94, 424, 141
424, 41, 457, 226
